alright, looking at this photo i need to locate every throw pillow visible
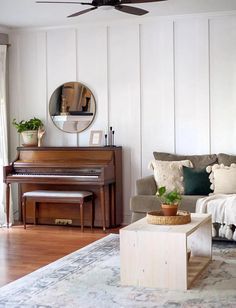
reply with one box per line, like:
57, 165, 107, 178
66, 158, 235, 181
183, 166, 212, 195
149, 160, 193, 194
206, 163, 236, 194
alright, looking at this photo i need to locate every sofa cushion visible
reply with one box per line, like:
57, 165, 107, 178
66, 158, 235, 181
217, 153, 236, 166
153, 152, 217, 169
130, 195, 161, 213
183, 166, 212, 195
207, 163, 236, 194
136, 175, 157, 195
149, 159, 193, 194
130, 194, 200, 214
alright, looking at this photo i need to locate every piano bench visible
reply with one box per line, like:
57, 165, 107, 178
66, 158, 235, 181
22, 190, 94, 232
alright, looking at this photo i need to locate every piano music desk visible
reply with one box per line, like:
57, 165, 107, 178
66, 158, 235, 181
22, 190, 94, 232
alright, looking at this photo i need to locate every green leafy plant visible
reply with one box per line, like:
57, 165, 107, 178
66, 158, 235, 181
12, 117, 44, 133
156, 186, 182, 205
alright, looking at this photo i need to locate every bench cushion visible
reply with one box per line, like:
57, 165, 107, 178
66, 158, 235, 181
23, 190, 92, 198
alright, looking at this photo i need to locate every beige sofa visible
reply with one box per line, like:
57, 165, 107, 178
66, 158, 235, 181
130, 152, 236, 223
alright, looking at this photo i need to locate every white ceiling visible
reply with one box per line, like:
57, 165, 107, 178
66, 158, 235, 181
0, 0, 236, 29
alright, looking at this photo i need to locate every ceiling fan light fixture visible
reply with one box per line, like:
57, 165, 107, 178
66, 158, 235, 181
100, 5, 113, 10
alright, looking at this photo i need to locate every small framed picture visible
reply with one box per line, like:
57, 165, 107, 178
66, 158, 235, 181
89, 130, 103, 146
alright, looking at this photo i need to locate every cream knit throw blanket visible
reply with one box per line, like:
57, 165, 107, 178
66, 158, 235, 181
196, 194, 236, 240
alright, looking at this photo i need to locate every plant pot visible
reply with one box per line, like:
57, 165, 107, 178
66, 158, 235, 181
161, 203, 178, 216
21, 130, 38, 146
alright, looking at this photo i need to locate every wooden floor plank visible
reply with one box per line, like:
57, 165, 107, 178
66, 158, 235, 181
0, 223, 120, 287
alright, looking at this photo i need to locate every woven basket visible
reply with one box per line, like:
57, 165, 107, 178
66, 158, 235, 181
147, 210, 191, 225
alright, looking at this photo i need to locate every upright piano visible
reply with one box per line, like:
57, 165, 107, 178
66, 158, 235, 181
3, 146, 122, 229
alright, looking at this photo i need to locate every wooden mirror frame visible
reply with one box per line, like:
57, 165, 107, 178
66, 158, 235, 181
49, 81, 96, 133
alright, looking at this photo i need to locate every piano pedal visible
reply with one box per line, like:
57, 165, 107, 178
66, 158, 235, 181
55, 219, 72, 225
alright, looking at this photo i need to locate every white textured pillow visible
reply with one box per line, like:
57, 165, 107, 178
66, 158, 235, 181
206, 163, 236, 194
149, 160, 193, 193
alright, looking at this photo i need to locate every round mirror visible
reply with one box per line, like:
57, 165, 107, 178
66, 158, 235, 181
49, 81, 96, 133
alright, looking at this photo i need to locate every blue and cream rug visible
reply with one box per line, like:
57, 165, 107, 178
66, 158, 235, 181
0, 234, 236, 308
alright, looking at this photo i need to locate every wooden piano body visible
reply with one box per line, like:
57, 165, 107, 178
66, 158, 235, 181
3, 146, 122, 229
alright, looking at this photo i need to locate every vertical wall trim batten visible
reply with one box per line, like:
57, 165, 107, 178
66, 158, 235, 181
173, 20, 176, 154
16, 33, 21, 146
208, 18, 212, 154
11, 33, 21, 216
45, 32, 49, 131
139, 23, 143, 177
75, 28, 79, 81
75, 28, 80, 146
106, 26, 110, 132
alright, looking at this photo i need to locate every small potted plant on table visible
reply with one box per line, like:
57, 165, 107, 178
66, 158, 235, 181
12, 117, 44, 146
156, 186, 182, 216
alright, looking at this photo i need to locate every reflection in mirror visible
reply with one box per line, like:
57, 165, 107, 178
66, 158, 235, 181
49, 82, 96, 133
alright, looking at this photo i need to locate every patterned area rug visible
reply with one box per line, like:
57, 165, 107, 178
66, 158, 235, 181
0, 234, 236, 308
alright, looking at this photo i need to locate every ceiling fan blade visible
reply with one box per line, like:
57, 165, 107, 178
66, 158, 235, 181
36, 1, 93, 5
115, 4, 148, 15
67, 6, 97, 17
120, 0, 166, 4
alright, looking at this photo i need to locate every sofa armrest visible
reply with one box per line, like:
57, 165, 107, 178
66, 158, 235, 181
136, 175, 157, 195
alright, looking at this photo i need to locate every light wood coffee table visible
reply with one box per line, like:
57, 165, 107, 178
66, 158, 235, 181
120, 213, 212, 290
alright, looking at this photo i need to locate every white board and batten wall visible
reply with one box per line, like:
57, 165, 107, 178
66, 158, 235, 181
8, 12, 236, 224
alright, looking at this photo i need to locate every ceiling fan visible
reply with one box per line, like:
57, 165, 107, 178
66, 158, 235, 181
36, 0, 167, 17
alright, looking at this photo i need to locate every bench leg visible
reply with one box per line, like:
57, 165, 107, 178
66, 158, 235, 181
34, 202, 38, 225
80, 202, 84, 232
22, 196, 26, 229
91, 198, 95, 229
91, 198, 94, 230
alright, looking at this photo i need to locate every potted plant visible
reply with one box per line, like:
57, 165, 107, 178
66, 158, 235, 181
12, 117, 44, 146
156, 186, 182, 216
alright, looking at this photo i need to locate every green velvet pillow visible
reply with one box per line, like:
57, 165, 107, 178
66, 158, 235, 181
183, 166, 212, 195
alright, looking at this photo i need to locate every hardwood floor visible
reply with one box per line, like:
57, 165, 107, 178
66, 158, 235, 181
0, 223, 120, 288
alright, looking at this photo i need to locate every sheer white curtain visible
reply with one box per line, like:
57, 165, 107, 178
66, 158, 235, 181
0, 45, 12, 227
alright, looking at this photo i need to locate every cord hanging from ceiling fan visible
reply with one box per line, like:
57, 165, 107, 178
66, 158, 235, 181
36, 0, 167, 17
